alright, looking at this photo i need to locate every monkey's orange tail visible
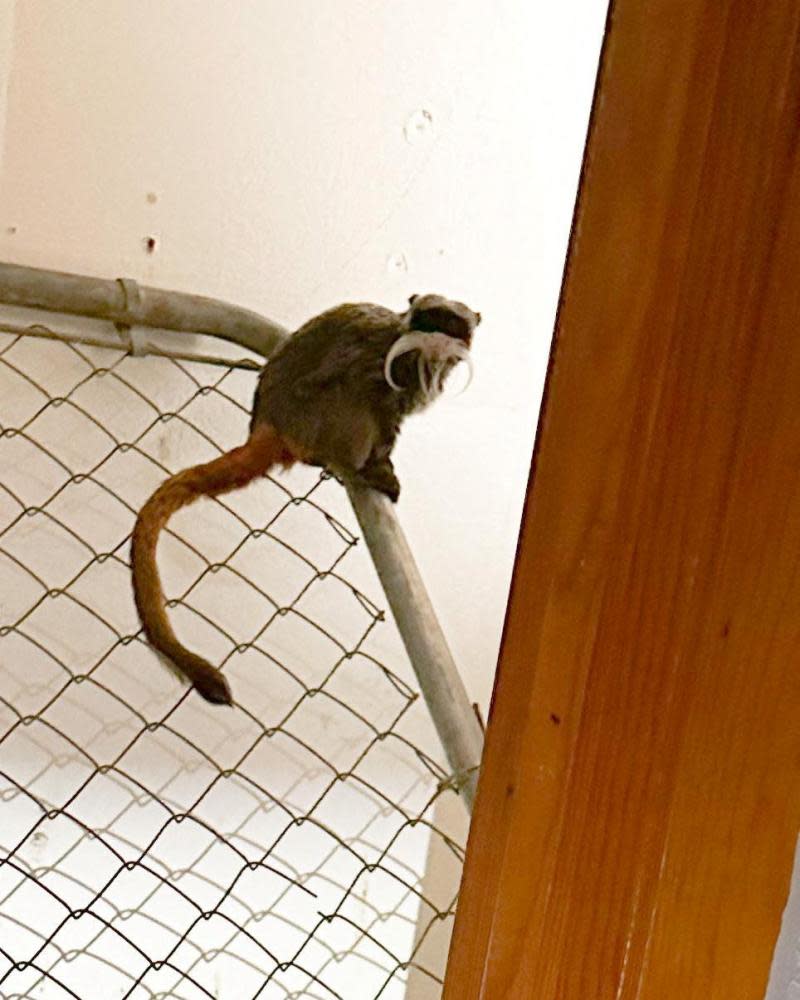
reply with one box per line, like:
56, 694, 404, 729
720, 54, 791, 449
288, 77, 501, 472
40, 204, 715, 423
131, 424, 297, 705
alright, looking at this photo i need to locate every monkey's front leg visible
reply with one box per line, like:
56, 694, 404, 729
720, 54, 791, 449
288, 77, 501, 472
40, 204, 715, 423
356, 453, 400, 502
312, 408, 400, 501
350, 429, 401, 502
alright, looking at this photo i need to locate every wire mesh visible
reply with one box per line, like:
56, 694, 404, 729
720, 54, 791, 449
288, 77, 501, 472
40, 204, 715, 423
0, 316, 466, 1000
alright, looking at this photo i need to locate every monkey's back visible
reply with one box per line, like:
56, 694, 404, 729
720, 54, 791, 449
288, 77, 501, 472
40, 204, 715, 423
251, 303, 415, 440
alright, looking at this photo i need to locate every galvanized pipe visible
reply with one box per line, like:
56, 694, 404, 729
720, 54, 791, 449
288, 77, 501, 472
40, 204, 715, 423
0, 261, 285, 358
0, 260, 483, 810
348, 485, 482, 809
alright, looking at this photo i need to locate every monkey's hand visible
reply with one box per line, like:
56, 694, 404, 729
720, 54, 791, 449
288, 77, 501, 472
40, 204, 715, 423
356, 457, 401, 503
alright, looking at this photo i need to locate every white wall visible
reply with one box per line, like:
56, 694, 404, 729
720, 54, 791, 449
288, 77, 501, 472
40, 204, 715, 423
0, 0, 607, 712
768, 841, 800, 1000
0, 2, 14, 157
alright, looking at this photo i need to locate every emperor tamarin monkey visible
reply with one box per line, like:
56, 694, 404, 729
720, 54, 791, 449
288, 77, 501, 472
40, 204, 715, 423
131, 294, 480, 705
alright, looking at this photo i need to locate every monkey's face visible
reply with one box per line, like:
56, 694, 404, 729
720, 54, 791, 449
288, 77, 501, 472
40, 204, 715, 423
406, 293, 481, 347
386, 294, 480, 403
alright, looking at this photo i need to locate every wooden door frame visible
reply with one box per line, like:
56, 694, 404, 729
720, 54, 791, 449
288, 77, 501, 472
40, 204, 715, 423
444, 1, 800, 996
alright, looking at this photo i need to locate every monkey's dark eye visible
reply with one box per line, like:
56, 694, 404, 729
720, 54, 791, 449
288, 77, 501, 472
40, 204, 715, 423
408, 294, 419, 305
476, 312, 482, 325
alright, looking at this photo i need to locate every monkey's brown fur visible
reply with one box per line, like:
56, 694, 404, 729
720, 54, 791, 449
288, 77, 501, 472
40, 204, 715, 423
131, 294, 480, 705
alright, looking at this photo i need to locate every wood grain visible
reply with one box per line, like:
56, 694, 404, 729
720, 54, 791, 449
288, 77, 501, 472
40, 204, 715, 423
444, 0, 800, 997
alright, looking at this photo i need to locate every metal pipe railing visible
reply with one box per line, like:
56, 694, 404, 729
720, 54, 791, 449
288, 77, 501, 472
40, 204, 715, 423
348, 486, 481, 808
0, 261, 483, 810
0, 261, 285, 358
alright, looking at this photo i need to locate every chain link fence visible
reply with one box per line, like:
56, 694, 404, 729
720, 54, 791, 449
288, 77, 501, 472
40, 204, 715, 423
0, 313, 467, 999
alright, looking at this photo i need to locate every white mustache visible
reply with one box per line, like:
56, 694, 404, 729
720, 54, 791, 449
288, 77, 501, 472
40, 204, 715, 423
383, 332, 473, 401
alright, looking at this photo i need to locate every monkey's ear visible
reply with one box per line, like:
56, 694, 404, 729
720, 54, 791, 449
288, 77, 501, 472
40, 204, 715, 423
408, 294, 419, 305
476, 312, 482, 324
